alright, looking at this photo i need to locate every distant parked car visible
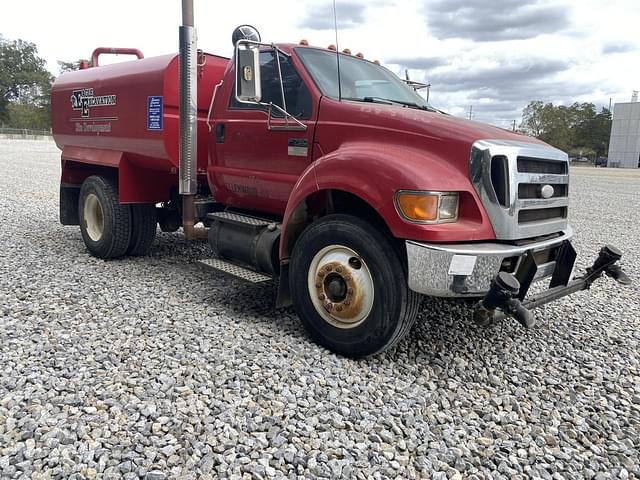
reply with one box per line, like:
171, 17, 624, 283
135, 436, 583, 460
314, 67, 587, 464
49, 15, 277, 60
569, 156, 589, 163
596, 156, 607, 167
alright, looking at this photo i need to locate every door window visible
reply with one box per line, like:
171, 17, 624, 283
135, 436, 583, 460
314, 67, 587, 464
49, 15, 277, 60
230, 50, 312, 119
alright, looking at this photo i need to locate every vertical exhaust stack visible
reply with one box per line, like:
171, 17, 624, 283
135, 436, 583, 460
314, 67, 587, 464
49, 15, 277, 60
179, 0, 203, 239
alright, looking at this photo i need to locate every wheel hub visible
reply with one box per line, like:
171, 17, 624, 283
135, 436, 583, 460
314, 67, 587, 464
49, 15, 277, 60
324, 272, 347, 302
83, 193, 104, 242
308, 245, 374, 329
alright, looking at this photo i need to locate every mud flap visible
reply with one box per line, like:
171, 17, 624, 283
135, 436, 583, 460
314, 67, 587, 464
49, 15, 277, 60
60, 184, 80, 225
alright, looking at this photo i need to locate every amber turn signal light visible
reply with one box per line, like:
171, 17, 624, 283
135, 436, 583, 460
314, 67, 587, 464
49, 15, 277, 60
395, 191, 459, 224
396, 193, 439, 222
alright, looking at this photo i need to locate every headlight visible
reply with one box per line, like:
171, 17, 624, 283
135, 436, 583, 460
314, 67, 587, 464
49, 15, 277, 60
395, 191, 459, 224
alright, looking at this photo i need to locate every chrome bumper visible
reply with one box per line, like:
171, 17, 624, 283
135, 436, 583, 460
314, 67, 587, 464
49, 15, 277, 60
406, 227, 573, 297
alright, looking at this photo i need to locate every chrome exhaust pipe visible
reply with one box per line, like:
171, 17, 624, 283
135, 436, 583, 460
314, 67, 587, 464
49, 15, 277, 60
179, 0, 197, 195
179, 0, 204, 239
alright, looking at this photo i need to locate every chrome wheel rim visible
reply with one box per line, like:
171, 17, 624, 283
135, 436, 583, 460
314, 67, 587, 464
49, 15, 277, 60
83, 193, 104, 242
307, 245, 374, 329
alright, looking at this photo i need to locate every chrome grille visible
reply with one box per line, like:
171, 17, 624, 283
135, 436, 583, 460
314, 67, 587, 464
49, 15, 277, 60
518, 207, 567, 224
470, 139, 570, 240
517, 157, 568, 175
518, 183, 568, 199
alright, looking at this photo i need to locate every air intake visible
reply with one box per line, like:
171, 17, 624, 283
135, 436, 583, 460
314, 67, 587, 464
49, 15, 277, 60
490, 155, 510, 207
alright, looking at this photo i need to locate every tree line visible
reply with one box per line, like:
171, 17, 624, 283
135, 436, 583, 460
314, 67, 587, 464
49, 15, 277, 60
0, 35, 52, 130
0, 33, 614, 159
0, 34, 87, 130
519, 101, 612, 160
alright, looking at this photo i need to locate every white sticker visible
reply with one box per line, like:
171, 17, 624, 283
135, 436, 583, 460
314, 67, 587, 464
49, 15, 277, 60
448, 255, 477, 276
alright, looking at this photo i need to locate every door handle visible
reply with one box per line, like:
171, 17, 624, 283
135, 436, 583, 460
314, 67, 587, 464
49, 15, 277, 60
215, 123, 225, 144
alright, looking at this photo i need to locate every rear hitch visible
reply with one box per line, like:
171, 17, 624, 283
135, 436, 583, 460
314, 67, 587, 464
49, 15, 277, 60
474, 244, 631, 328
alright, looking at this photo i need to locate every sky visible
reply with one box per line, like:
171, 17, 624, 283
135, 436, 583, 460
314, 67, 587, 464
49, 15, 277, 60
1, 0, 639, 128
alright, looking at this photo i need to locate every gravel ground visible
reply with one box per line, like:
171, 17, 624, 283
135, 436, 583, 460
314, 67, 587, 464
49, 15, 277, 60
1, 138, 639, 480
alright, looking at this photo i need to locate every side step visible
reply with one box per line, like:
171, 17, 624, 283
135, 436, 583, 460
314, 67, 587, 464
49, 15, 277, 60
197, 258, 272, 284
207, 211, 275, 229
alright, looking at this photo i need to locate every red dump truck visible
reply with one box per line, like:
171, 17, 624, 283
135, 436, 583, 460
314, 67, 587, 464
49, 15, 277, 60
51, 24, 629, 357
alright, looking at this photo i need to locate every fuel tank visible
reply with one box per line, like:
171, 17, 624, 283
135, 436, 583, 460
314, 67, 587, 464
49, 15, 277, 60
51, 52, 228, 176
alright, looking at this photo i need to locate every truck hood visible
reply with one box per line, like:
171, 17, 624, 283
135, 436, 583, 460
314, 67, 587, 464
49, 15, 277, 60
320, 97, 544, 147
313, 97, 566, 244
315, 97, 553, 183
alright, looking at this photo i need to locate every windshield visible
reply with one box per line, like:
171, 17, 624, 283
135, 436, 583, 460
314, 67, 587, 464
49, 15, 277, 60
295, 47, 430, 108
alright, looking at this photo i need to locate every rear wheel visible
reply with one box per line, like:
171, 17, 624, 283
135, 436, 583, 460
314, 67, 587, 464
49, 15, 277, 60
78, 175, 131, 259
128, 204, 157, 256
289, 214, 420, 357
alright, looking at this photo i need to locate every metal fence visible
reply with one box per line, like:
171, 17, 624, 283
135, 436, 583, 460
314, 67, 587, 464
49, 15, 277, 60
0, 127, 52, 139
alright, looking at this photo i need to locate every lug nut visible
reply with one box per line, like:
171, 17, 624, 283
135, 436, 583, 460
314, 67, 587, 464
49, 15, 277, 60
336, 306, 343, 312
345, 276, 351, 282
345, 301, 350, 306
324, 302, 333, 310
319, 294, 325, 300
348, 288, 354, 295
325, 265, 332, 272
318, 271, 325, 278
315, 283, 321, 289
336, 266, 343, 273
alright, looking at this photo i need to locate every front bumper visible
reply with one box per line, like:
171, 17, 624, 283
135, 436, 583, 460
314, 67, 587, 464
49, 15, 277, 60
406, 227, 574, 297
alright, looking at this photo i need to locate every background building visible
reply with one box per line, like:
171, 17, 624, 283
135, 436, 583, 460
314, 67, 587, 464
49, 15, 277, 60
608, 99, 640, 168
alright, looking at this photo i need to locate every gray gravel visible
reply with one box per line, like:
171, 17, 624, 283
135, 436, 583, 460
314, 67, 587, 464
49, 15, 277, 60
1, 138, 639, 479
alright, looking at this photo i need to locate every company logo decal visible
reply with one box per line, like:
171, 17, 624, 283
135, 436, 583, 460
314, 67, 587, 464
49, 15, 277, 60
70, 88, 116, 118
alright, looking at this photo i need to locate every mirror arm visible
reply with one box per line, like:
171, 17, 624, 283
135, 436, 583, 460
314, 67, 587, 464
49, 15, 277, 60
271, 44, 292, 58
236, 40, 291, 58
267, 103, 307, 131
274, 50, 288, 114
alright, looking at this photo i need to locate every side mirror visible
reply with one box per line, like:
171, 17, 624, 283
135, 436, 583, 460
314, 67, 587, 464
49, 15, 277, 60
235, 42, 261, 103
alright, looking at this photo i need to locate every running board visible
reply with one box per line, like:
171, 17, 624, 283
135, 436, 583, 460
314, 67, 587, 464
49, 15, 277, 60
207, 211, 275, 230
197, 258, 272, 284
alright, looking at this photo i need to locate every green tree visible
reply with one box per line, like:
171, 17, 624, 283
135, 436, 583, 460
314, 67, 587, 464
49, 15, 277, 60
58, 59, 91, 74
581, 106, 612, 158
542, 104, 574, 152
521, 101, 573, 151
0, 35, 52, 127
520, 101, 612, 159
521, 101, 546, 137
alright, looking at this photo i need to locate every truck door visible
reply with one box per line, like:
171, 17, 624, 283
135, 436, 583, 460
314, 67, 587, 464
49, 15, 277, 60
210, 50, 316, 215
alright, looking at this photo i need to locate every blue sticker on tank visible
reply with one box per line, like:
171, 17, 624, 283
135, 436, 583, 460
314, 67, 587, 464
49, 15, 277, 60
147, 96, 163, 131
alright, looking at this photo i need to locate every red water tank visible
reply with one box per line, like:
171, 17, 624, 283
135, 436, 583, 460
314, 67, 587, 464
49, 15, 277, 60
51, 52, 228, 201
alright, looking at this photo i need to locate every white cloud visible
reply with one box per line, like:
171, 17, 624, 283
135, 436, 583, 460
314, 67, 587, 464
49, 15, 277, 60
1, 0, 638, 127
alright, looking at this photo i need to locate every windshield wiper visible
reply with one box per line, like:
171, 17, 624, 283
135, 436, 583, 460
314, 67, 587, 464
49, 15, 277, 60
342, 96, 395, 105
362, 96, 402, 106
382, 98, 440, 113
346, 96, 441, 112
343, 96, 443, 113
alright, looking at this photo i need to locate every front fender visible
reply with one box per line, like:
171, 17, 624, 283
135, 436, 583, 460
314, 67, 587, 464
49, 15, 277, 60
314, 141, 494, 242
279, 160, 319, 259
279, 140, 495, 259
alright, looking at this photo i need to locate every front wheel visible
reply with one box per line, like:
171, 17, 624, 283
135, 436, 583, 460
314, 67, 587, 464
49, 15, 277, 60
289, 214, 420, 357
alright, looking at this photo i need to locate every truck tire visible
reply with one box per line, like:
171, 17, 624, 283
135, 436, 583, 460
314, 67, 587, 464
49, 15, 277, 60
78, 175, 131, 259
128, 204, 157, 256
289, 214, 421, 357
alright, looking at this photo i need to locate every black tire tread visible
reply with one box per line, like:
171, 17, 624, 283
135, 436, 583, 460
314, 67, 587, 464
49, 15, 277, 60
128, 204, 157, 256
290, 214, 420, 357
79, 176, 131, 259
